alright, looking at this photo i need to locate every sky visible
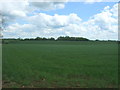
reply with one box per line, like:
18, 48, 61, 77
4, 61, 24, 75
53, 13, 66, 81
0, 0, 118, 40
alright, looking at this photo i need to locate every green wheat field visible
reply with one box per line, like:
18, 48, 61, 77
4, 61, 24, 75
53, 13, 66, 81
2, 41, 118, 88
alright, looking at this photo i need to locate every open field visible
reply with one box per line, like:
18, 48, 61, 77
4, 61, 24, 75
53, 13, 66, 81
2, 41, 118, 88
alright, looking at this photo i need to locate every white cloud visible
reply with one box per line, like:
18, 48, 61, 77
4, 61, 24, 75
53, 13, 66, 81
27, 13, 82, 28
0, 0, 118, 2
82, 3, 118, 40
84, 0, 103, 4
0, 2, 29, 24
3, 3, 118, 40
80, 0, 119, 3
0, 1, 66, 25
29, 2, 65, 11
4, 13, 82, 38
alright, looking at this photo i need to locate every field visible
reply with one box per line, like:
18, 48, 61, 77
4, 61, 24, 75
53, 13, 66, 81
2, 41, 118, 88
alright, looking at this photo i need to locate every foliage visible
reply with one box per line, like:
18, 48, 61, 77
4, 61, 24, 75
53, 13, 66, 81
57, 36, 89, 41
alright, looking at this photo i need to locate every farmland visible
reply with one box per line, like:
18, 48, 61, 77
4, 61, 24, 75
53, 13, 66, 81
2, 41, 118, 88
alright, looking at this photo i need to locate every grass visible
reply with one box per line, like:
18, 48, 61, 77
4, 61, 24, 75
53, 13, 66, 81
2, 41, 118, 88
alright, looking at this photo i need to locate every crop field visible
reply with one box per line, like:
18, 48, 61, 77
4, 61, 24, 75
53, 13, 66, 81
2, 41, 118, 88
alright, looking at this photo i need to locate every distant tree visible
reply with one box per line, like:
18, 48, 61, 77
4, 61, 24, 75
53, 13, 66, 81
17, 37, 22, 41
24, 38, 30, 40
29, 38, 34, 40
48, 37, 55, 41
75, 37, 89, 41
95, 39, 99, 41
35, 37, 42, 40
57, 36, 89, 41
42, 37, 47, 40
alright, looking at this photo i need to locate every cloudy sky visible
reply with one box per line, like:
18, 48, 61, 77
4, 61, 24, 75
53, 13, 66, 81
0, 0, 119, 40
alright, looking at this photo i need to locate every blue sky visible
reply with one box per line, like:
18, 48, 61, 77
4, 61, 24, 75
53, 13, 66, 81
1, 1, 118, 40
15, 2, 117, 24
34, 2, 117, 21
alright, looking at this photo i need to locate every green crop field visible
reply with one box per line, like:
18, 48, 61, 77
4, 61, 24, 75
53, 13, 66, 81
2, 41, 118, 88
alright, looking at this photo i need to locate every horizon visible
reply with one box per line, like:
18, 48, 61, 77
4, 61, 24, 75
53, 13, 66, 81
2, 36, 118, 41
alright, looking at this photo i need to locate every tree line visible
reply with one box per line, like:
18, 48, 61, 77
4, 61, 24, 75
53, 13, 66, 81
2, 36, 118, 44
3, 36, 89, 41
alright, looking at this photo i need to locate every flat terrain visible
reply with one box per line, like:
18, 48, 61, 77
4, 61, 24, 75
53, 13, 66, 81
2, 41, 118, 88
